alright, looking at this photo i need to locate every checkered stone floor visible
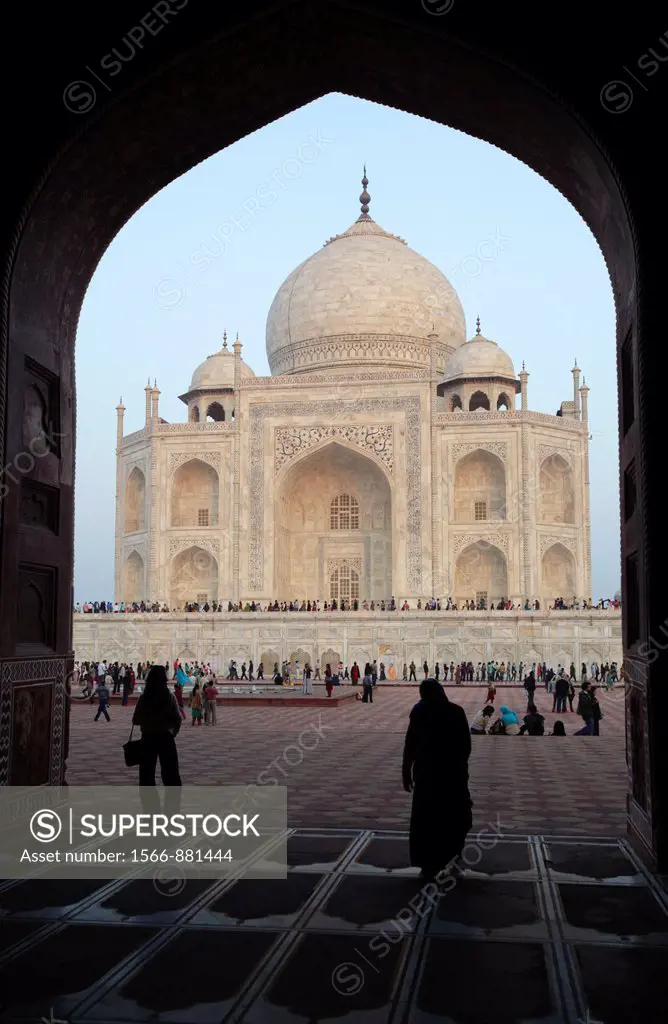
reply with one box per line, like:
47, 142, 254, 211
0, 831, 667, 1023
67, 685, 628, 836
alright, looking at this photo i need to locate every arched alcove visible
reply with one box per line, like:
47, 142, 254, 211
169, 546, 218, 608
451, 394, 463, 411
454, 449, 506, 523
123, 550, 144, 603
542, 542, 576, 598
171, 459, 219, 528
497, 392, 511, 411
3, 2, 661, 861
469, 390, 490, 411
540, 454, 575, 524
455, 542, 508, 605
189, 405, 200, 423
206, 402, 225, 422
124, 467, 146, 533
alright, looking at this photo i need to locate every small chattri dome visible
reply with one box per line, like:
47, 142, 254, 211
440, 323, 517, 384
189, 334, 255, 391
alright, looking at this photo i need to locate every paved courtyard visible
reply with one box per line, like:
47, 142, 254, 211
67, 684, 627, 838
3, 684, 664, 1024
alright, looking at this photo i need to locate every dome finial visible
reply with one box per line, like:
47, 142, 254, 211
476, 316, 481, 335
358, 165, 371, 221
222, 329, 228, 350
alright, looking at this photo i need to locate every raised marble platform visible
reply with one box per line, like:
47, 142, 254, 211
73, 610, 623, 673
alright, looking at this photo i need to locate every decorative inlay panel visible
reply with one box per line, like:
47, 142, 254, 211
327, 557, 363, 575
450, 441, 507, 464
249, 398, 422, 591
0, 656, 66, 785
169, 451, 221, 475
539, 534, 576, 556
538, 444, 574, 467
168, 537, 220, 559
275, 425, 393, 474
451, 532, 509, 557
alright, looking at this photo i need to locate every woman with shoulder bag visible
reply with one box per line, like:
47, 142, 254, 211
131, 664, 182, 785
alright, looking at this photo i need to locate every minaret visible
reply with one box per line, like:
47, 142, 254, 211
232, 332, 242, 602
151, 379, 160, 425
357, 166, 371, 222
572, 358, 581, 418
519, 361, 529, 411
116, 396, 125, 448
144, 378, 152, 428
580, 375, 590, 424
580, 376, 592, 599
114, 397, 125, 603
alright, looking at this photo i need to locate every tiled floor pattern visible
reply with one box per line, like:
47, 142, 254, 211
0, 832, 667, 1023
68, 685, 627, 836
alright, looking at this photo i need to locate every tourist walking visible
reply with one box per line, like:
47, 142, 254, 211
94, 678, 110, 721
362, 668, 374, 703
554, 672, 569, 713
325, 665, 334, 698
189, 682, 203, 726
409, 661, 417, 681
173, 676, 186, 719
524, 670, 536, 708
591, 686, 603, 735
574, 682, 595, 735
132, 664, 182, 786
204, 678, 218, 725
302, 662, 313, 695
402, 679, 472, 881
423, 660, 429, 679
121, 669, 133, 707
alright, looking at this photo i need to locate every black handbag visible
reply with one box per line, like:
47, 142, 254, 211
123, 724, 144, 767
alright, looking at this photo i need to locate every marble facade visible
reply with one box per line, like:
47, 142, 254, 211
109, 179, 600, 634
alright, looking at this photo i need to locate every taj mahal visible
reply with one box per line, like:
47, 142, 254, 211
73, 174, 622, 672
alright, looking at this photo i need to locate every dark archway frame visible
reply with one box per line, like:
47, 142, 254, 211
0, 0, 661, 865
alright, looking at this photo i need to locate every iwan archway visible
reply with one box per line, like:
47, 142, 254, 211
0, 1, 662, 866
274, 442, 392, 602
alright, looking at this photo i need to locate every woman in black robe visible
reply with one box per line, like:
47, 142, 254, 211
402, 678, 473, 880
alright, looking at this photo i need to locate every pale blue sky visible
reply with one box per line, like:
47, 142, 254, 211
75, 93, 619, 601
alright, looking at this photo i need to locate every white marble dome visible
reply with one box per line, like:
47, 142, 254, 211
265, 188, 466, 375
189, 340, 255, 391
441, 329, 517, 383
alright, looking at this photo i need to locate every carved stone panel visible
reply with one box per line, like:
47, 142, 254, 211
538, 444, 574, 468
275, 425, 393, 474
168, 537, 220, 560
17, 564, 56, 650
169, 451, 222, 475
451, 441, 507, 464
451, 532, 509, 557
20, 479, 60, 532
9, 683, 52, 785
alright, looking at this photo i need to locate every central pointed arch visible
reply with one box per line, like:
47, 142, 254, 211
274, 441, 392, 602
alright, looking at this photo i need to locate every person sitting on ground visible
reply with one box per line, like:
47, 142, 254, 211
491, 705, 521, 735
519, 703, 545, 736
470, 705, 495, 734
551, 721, 566, 735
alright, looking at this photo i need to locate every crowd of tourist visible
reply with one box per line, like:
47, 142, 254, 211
74, 595, 621, 614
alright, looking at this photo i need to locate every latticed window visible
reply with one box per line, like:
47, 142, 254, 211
474, 500, 488, 521
197, 592, 208, 604
475, 590, 488, 605
329, 494, 360, 530
330, 564, 360, 603
197, 508, 210, 527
